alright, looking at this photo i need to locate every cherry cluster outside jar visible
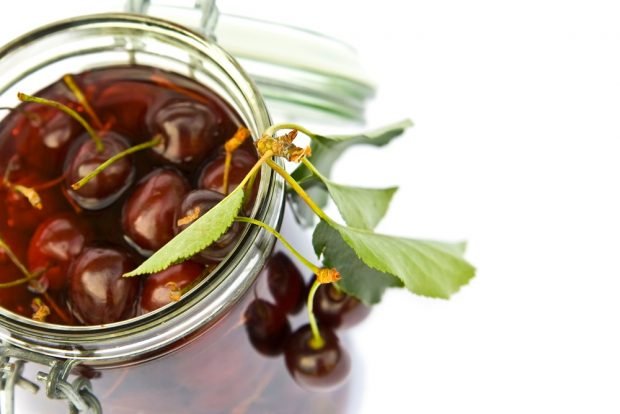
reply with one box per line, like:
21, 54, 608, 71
0, 13, 360, 414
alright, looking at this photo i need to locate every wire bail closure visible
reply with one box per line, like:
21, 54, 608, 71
0, 343, 101, 414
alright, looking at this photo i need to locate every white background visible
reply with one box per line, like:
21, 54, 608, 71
2, 1, 620, 413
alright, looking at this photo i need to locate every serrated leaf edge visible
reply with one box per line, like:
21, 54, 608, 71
124, 187, 244, 277
333, 223, 475, 299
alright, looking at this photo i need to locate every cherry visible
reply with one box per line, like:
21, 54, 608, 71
198, 146, 257, 195
12, 105, 81, 176
313, 283, 371, 329
122, 168, 190, 254
264, 252, 305, 315
284, 324, 351, 391
27, 213, 91, 292
244, 298, 292, 356
92, 81, 160, 138
140, 261, 204, 313
8, 83, 82, 176
64, 131, 135, 210
67, 246, 139, 325
147, 99, 226, 169
174, 189, 241, 262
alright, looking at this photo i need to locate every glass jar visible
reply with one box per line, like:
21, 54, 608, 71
0, 13, 357, 413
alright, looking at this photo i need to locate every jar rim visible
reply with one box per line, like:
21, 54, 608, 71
0, 13, 284, 365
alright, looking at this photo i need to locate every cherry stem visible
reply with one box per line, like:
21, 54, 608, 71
63, 74, 103, 130
2, 157, 43, 210
265, 158, 334, 225
300, 157, 327, 181
32, 174, 66, 191
0, 237, 39, 288
307, 279, 325, 349
222, 127, 250, 195
237, 150, 273, 190
5, 182, 42, 210
71, 134, 162, 190
42, 291, 73, 325
234, 216, 321, 274
264, 122, 316, 140
244, 166, 259, 204
17, 92, 104, 152
223, 151, 233, 195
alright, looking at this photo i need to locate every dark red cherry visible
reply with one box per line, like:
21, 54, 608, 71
244, 299, 291, 356
8, 82, 81, 176
92, 81, 160, 138
12, 105, 81, 176
313, 284, 371, 329
67, 246, 139, 324
147, 99, 225, 169
198, 147, 258, 195
140, 261, 204, 313
64, 131, 135, 210
27, 213, 91, 292
174, 189, 241, 262
122, 168, 190, 254
284, 324, 351, 391
264, 252, 305, 315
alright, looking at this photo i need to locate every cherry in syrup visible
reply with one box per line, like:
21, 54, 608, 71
64, 131, 135, 210
92, 80, 160, 138
27, 213, 91, 292
140, 261, 204, 313
10, 83, 82, 176
147, 98, 226, 170
67, 246, 139, 325
122, 168, 190, 255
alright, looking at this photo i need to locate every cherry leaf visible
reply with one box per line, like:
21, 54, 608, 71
290, 119, 412, 226
308, 164, 398, 230
124, 186, 245, 277
313, 221, 402, 304
334, 223, 475, 299
326, 181, 397, 230
293, 119, 413, 183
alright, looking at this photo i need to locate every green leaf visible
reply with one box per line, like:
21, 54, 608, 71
312, 221, 402, 304
292, 118, 413, 184
323, 180, 397, 230
290, 119, 412, 226
124, 186, 245, 277
334, 223, 475, 299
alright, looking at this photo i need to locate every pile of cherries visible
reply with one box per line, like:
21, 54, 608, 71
246, 252, 370, 390
0, 66, 256, 325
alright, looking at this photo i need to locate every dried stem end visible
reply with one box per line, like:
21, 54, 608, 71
316, 267, 342, 284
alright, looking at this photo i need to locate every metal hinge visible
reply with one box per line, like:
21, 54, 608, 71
0, 343, 101, 414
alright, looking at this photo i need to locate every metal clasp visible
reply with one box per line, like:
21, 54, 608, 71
0, 344, 101, 414
125, 0, 219, 40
